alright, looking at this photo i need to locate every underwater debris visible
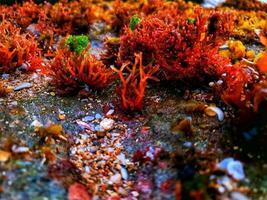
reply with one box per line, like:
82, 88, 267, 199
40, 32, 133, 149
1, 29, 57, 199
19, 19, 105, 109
112, 53, 159, 111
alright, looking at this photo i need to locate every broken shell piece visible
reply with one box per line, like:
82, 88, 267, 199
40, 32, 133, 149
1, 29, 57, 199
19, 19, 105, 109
11, 145, 29, 153
31, 120, 43, 128
205, 106, 224, 121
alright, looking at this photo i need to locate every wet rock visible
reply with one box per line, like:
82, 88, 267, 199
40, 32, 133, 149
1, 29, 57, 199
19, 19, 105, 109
14, 83, 33, 91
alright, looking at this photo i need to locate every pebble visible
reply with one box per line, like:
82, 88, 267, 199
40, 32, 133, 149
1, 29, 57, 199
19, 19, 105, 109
120, 167, 128, 180
106, 109, 115, 116
110, 174, 122, 184
117, 153, 127, 165
9, 101, 18, 106
82, 116, 95, 122
11, 145, 29, 153
230, 192, 249, 200
95, 113, 102, 119
14, 83, 33, 91
100, 118, 115, 132
30, 120, 43, 127
131, 191, 139, 197
2, 74, 9, 79
76, 120, 94, 131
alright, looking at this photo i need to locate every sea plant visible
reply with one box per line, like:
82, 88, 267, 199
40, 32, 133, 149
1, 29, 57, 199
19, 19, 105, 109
118, 8, 234, 81
112, 53, 159, 111
65, 35, 89, 55
50, 41, 113, 95
0, 20, 42, 73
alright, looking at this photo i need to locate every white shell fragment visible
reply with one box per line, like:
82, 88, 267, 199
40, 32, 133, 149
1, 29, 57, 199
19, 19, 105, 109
205, 106, 224, 121
219, 158, 245, 181
14, 82, 33, 91
99, 118, 115, 132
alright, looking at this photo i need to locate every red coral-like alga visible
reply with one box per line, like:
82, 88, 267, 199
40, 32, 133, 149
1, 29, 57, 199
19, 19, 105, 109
50, 46, 113, 95
112, 53, 159, 111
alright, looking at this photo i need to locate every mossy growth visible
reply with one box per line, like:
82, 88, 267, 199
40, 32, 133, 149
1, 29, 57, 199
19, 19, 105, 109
65, 35, 89, 55
129, 15, 141, 31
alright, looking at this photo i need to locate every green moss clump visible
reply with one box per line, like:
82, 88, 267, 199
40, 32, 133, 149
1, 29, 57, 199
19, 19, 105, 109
65, 35, 89, 55
129, 15, 141, 31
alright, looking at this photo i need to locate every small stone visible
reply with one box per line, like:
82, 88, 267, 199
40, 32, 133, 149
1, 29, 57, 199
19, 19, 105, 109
96, 131, 106, 138
110, 174, 122, 184
10, 101, 18, 106
131, 191, 139, 197
106, 109, 114, 116
50, 92, 56, 96
11, 145, 29, 153
19, 63, 29, 71
0, 150, 11, 162
14, 83, 32, 91
82, 116, 95, 122
120, 167, 128, 180
58, 114, 66, 120
230, 192, 249, 200
118, 187, 127, 196
2, 74, 9, 79
95, 113, 102, 119
100, 118, 115, 132
31, 120, 43, 127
